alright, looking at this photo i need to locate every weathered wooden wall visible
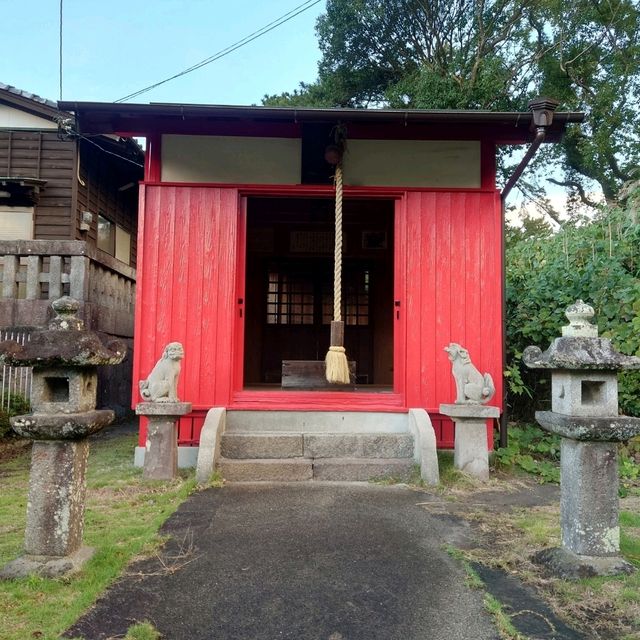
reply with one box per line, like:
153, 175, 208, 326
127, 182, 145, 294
76, 139, 140, 266
0, 131, 75, 239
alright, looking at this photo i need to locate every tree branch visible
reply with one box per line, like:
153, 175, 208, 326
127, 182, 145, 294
546, 177, 601, 208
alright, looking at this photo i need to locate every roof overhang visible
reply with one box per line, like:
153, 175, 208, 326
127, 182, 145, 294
1, 87, 61, 123
58, 101, 584, 145
0, 177, 48, 206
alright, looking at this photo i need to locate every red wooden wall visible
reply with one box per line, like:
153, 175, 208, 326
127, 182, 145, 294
400, 190, 503, 411
134, 186, 240, 423
134, 185, 503, 447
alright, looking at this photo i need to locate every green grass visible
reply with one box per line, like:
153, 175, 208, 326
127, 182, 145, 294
0, 433, 197, 640
484, 593, 523, 639
124, 620, 162, 640
444, 545, 522, 638
512, 505, 640, 636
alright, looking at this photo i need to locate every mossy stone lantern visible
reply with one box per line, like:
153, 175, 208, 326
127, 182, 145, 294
524, 300, 640, 577
0, 296, 126, 578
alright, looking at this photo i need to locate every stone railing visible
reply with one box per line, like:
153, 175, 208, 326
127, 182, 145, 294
0, 240, 135, 338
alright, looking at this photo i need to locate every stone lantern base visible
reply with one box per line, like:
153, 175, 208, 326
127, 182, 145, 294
533, 547, 634, 579
0, 546, 96, 580
0, 409, 114, 579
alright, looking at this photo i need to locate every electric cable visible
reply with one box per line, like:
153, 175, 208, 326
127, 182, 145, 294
59, 0, 63, 100
115, 0, 322, 103
74, 132, 144, 168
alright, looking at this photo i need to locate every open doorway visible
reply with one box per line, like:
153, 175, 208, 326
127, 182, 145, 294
243, 196, 394, 390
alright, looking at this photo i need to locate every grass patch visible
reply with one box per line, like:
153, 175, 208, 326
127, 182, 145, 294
484, 593, 522, 639
437, 451, 476, 489
445, 545, 522, 638
0, 432, 196, 640
466, 501, 640, 637
125, 620, 161, 640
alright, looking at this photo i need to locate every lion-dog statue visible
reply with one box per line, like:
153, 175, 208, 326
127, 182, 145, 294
139, 342, 184, 402
444, 343, 495, 404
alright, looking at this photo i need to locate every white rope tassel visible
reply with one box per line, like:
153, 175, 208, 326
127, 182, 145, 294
325, 162, 351, 384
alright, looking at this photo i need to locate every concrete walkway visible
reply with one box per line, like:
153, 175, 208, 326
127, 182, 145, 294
66, 484, 500, 640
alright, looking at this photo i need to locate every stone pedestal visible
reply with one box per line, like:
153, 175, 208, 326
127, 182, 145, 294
561, 440, 619, 557
530, 411, 640, 577
25, 440, 89, 557
439, 404, 499, 481
137, 402, 192, 480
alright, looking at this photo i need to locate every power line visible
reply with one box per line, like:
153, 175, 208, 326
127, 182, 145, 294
59, 0, 63, 100
115, 0, 322, 103
76, 133, 144, 168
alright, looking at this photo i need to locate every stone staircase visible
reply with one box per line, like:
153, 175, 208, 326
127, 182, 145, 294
218, 411, 416, 482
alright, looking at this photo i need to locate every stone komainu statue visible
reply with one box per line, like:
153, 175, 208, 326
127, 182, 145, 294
139, 342, 185, 402
444, 343, 495, 404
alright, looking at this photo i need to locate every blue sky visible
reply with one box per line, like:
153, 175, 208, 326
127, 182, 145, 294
2, 0, 325, 105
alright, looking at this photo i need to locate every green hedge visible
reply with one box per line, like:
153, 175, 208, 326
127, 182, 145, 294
506, 189, 640, 419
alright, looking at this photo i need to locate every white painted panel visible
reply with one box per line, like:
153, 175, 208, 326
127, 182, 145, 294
162, 135, 301, 184
0, 104, 57, 130
0, 206, 34, 240
344, 140, 481, 188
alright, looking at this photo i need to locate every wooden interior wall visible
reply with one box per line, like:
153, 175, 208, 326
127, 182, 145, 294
0, 131, 74, 239
76, 139, 141, 266
401, 190, 503, 414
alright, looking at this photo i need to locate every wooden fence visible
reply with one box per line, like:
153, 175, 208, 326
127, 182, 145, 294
0, 240, 135, 337
0, 329, 31, 411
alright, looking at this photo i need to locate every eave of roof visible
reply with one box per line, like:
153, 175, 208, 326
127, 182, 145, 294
1, 83, 61, 121
58, 101, 585, 144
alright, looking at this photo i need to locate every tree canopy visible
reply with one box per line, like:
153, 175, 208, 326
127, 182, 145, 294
265, 0, 640, 205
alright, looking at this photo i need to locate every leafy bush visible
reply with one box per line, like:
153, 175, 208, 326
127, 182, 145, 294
620, 439, 640, 497
496, 425, 640, 493
494, 424, 561, 483
505, 189, 640, 419
0, 394, 30, 438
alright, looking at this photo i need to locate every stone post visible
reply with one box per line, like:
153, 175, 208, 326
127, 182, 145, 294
136, 342, 190, 480
136, 402, 192, 480
524, 300, 640, 577
439, 404, 499, 481
0, 297, 126, 578
440, 343, 499, 481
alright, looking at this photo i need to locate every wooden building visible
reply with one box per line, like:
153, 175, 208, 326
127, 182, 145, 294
61, 100, 581, 457
0, 85, 143, 411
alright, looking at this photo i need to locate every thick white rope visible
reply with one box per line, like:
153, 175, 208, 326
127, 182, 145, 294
333, 162, 343, 323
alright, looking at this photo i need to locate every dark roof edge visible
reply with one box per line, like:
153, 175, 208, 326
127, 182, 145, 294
58, 101, 585, 125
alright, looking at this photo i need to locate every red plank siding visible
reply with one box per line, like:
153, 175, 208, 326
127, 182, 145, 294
134, 185, 240, 444
134, 185, 502, 448
401, 191, 503, 447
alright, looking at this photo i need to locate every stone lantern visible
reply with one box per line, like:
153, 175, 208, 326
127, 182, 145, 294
0, 297, 126, 578
524, 300, 640, 577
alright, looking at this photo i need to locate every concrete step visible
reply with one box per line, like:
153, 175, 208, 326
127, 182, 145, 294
218, 457, 415, 482
219, 458, 313, 482
225, 410, 409, 433
305, 433, 414, 459
313, 458, 415, 482
221, 432, 414, 460
221, 433, 303, 459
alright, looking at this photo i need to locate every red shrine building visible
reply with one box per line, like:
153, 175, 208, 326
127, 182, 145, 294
61, 100, 581, 467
